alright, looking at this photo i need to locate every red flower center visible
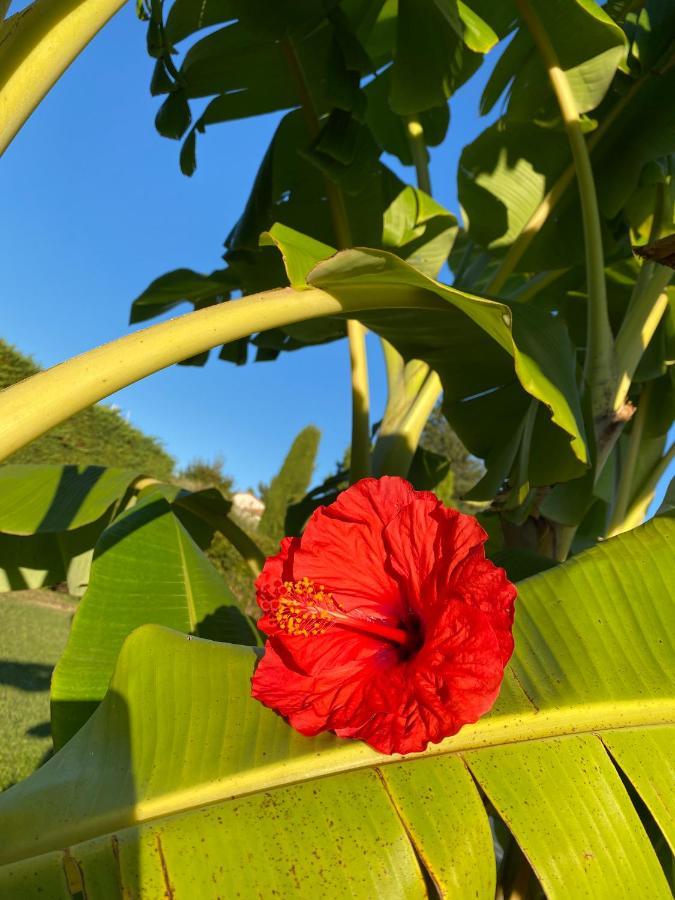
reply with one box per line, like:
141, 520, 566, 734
266, 576, 416, 650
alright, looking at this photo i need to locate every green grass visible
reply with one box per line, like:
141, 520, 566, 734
0, 591, 75, 791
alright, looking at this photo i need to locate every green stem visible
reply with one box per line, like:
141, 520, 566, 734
608, 442, 675, 537
507, 398, 538, 509
553, 524, 577, 563
607, 382, 651, 535
371, 113, 442, 477
380, 337, 405, 401
612, 182, 672, 409
346, 319, 371, 481
405, 115, 432, 195
509, 268, 566, 303
281, 36, 370, 482
0, 0, 127, 155
515, 0, 613, 422
612, 267, 672, 410
0, 285, 442, 463
400, 370, 442, 448
371, 360, 431, 477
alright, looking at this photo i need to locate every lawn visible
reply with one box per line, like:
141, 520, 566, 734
0, 591, 74, 791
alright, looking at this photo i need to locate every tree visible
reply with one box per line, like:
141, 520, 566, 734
258, 425, 321, 539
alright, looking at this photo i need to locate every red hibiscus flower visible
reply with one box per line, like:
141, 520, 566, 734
251, 477, 516, 755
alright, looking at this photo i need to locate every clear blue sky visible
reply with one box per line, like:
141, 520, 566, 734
2, 4, 673, 508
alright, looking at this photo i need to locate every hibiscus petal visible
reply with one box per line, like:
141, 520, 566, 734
255, 536, 298, 607
384, 496, 487, 614
347, 602, 504, 754
265, 626, 392, 675
290, 478, 416, 619
252, 640, 391, 737
444, 550, 517, 664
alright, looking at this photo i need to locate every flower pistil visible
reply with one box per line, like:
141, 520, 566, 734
267, 576, 413, 648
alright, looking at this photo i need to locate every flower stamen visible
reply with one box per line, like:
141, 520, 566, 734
273, 576, 412, 647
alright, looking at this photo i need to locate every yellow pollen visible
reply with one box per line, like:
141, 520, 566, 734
274, 577, 342, 637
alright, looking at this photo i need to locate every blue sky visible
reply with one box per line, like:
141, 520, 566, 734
2, 4, 673, 507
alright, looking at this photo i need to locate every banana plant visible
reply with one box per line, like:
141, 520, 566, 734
0, 1, 674, 897
0, 508, 672, 896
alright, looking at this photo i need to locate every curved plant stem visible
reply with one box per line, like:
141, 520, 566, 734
0, 285, 441, 463
0, 0, 127, 155
405, 115, 432, 195
281, 36, 370, 481
515, 0, 613, 422
607, 382, 651, 536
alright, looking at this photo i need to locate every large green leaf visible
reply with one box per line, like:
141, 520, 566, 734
0, 465, 140, 535
304, 246, 588, 486
389, 0, 516, 115
461, 56, 675, 271
482, 0, 626, 121
129, 267, 235, 324
0, 512, 672, 896
50, 486, 259, 749
245, 230, 588, 493
0, 465, 141, 593
149, 2, 374, 174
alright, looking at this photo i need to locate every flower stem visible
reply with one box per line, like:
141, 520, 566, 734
515, 0, 613, 423
0, 285, 442, 464
281, 36, 370, 481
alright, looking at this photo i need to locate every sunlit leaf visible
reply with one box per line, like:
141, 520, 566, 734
0, 514, 672, 896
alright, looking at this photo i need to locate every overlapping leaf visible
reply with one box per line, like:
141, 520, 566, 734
50, 484, 259, 748
257, 230, 588, 490
0, 511, 672, 896
0, 465, 141, 593
460, 36, 675, 271
481, 0, 626, 121
389, 0, 516, 115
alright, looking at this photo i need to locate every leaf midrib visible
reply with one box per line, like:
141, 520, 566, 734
172, 516, 197, 632
4, 696, 672, 867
